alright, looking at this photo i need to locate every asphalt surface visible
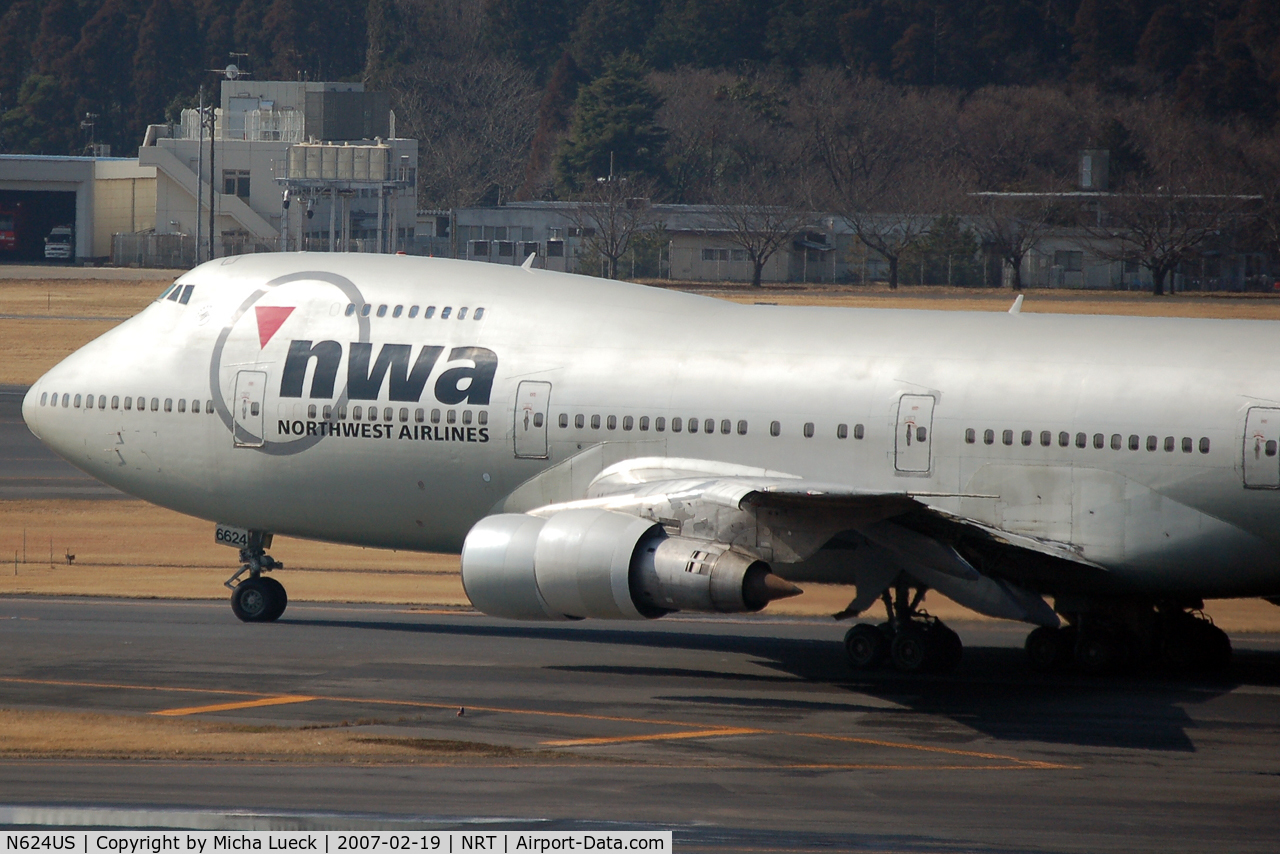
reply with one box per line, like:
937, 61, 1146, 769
0, 596, 1278, 851
0, 384, 126, 499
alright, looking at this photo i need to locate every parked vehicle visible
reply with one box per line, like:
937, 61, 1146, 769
43, 225, 73, 261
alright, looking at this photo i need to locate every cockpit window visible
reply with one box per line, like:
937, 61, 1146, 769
178, 284, 194, 304
158, 283, 179, 301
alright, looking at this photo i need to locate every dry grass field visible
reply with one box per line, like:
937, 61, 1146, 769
2, 271, 1279, 631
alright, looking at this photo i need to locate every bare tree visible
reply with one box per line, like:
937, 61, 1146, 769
710, 183, 813, 287
968, 190, 1068, 290
564, 175, 661, 279
799, 71, 962, 289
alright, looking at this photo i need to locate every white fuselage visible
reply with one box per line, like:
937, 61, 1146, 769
22, 253, 1280, 600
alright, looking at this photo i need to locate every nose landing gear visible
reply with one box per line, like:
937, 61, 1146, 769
224, 532, 286, 622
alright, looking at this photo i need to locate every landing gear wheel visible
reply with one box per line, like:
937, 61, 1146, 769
231, 578, 273, 622
259, 576, 287, 621
932, 622, 963, 673
1075, 628, 1132, 675
845, 623, 889, 669
1026, 625, 1070, 673
890, 626, 929, 673
1162, 614, 1231, 673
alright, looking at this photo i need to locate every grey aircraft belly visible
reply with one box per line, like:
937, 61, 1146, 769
21, 252, 1280, 675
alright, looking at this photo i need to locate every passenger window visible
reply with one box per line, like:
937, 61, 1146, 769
381, 407, 392, 422
1164, 436, 1175, 452
399, 407, 409, 423
804, 422, 815, 438
98, 395, 106, 409
1040, 431, 1051, 447
640, 416, 650, 431
1267, 440, 1277, 457
85, 394, 93, 410
74, 394, 81, 408
689, 418, 700, 434
1199, 437, 1210, 454
672, 417, 682, 432
192, 400, 201, 414
62, 394, 70, 407
164, 398, 172, 412
458, 308, 468, 320
376, 305, 388, 317
1002, 429, 1013, 446
151, 398, 159, 411
447, 410, 457, 424
353, 406, 363, 421
655, 417, 666, 432
111, 396, 119, 410
1111, 433, 1122, 450
916, 426, 926, 442
533, 412, 544, 427
249, 402, 259, 416
360, 304, 371, 317
414, 408, 424, 423
1059, 431, 1069, 447
770, 421, 781, 437
368, 408, 378, 422
963, 427, 974, 443
124, 397, 132, 410
474, 308, 485, 320
479, 411, 488, 425
1128, 434, 1139, 451
590, 414, 600, 429
1021, 430, 1031, 446
623, 416, 634, 431
738, 420, 748, 435
841, 424, 852, 440
345, 304, 356, 317
179, 399, 187, 413
425, 306, 436, 318
442, 307, 452, 319
607, 415, 617, 430
325, 405, 334, 420
393, 305, 403, 318
575, 414, 584, 429
559, 413, 568, 428
1146, 435, 1158, 451
408, 306, 420, 318
1094, 433, 1105, 449
338, 406, 347, 420
207, 400, 214, 414
984, 429, 994, 445
1075, 432, 1086, 448
462, 410, 473, 425
40, 392, 47, 406
854, 424, 864, 440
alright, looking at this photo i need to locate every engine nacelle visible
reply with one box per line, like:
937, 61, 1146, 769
460, 509, 800, 621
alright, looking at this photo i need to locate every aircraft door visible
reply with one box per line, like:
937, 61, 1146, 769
232, 370, 267, 448
514, 380, 552, 459
1243, 407, 1280, 488
895, 394, 935, 473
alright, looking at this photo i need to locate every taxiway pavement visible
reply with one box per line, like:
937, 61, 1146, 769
0, 385, 125, 499
0, 596, 1278, 851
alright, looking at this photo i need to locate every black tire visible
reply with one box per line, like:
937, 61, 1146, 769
890, 625, 930, 673
1026, 626, 1067, 672
231, 577, 274, 623
259, 576, 287, 621
931, 622, 963, 673
845, 623, 889, 670
1075, 629, 1122, 675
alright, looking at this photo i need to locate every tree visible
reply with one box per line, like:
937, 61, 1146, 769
134, 0, 198, 135
554, 52, 667, 193
564, 174, 661, 278
969, 191, 1067, 291
517, 51, 584, 200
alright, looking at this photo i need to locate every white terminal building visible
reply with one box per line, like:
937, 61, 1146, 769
138, 78, 417, 264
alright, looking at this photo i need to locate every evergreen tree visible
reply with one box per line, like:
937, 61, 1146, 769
567, 0, 659, 77
554, 52, 667, 192
518, 51, 584, 199
134, 0, 197, 135
0, 0, 40, 114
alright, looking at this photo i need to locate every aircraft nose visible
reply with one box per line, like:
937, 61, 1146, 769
21, 383, 44, 441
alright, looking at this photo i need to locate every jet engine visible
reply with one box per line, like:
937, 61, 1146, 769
460, 508, 800, 621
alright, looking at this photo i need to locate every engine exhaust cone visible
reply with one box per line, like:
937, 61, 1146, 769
742, 568, 802, 611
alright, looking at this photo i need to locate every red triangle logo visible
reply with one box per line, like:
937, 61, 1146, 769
254, 306, 294, 348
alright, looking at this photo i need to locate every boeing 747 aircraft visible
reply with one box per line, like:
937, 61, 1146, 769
22, 252, 1280, 675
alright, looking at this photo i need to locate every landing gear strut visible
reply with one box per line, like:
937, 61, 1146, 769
842, 579, 962, 674
224, 532, 286, 623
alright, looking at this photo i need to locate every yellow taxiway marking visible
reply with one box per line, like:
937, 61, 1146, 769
0, 675, 1071, 769
150, 695, 317, 717
542, 727, 762, 747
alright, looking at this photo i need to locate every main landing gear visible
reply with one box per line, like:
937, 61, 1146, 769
843, 579, 962, 674
225, 533, 287, 623
1024, 600, 1231, 676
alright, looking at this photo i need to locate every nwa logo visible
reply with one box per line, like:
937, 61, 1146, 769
280, 340, 497, 405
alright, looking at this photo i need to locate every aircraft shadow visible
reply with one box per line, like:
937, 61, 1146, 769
283, 614, 1279, 753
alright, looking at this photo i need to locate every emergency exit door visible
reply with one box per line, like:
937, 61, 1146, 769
233, 370, 267, 448
514, 381, 552, 459
1243, 407, 1280, 488
895, 394, 935, 473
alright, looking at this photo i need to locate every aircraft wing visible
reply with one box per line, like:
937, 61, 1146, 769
523, 457, 1087, 627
